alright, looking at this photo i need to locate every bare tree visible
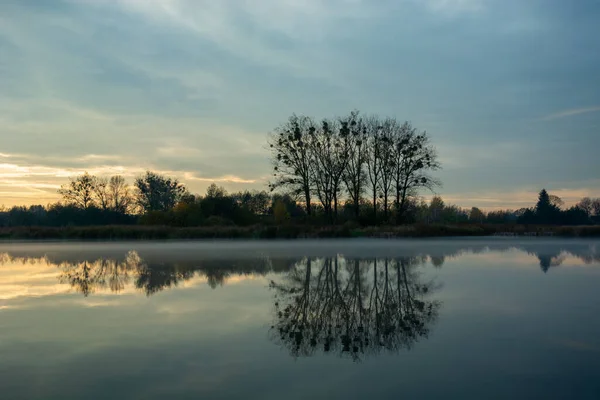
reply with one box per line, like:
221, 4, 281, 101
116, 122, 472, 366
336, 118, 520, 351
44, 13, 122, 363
342, 113, 367, 218
592, 198, 600, 216
393, 129, 440, 223
364, 116, 384, 222
108, 175, 133, 214
378, 118, 398, 221
549, 195, 564, 209
311, 117, 354, 221
268, 114, 316, 216
58, 172, 97, 209
94, 177, 110, 211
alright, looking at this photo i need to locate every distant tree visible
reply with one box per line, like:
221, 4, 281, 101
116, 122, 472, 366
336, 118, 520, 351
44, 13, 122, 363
549, 195, 564, 209
592, 198, 600, 217
469, 207, 486, 223
134, 171, 187, 213
273, 199, 290, 224
429, 196, 445, 223
576, 197, 593, 216
562, 206, 589, 225
93, 177, 110, 211
108, 175, 133, 214
268, 114, 316, 216
206, 183, 226, 198
233, 190, 271, 215
535, 189, 560, 224
58, 172, 97, 209
201, 184, 237, 221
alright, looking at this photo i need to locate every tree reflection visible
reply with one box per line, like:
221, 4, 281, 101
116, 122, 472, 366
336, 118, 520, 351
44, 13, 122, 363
269, 255, 441, 361
55, 252, 279, 296
1, 240, 599, 298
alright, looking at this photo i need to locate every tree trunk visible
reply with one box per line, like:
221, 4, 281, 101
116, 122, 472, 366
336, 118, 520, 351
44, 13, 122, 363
304, 187, 311, 216
333, 192, 338, 224
372, 188, 377, 224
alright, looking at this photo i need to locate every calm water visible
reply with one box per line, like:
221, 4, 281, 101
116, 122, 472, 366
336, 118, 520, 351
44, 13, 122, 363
1, 238, 600, 400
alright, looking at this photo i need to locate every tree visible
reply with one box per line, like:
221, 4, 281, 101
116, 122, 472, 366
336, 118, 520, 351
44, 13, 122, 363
429, 196, 445, 223
549, 195, 564, 209
108, 175, 133, 214
93, 177, 110, 211
341, 112, 367, 218
364, 116, 384, 222
233, 190, 270, 215
273, 199, 290, 224
469, 207, 485, 223
58, 172, 97, 209
378, 118, 397, 221
268, 114, 316, 216
311, 117, 354, 222
134, 171, 187, 213
535, 189, 560, 224
576, 197, 593, 216
592, 198, 600, 217
392, 127, 440, 223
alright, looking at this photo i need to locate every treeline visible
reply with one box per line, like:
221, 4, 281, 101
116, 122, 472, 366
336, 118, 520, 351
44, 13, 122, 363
413, 190, 600, 226
0, 171, 303, 227
1, 110, 599, 229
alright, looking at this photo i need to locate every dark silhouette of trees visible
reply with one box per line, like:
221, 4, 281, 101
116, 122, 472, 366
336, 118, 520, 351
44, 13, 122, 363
58, 172, 97, 209
393, 125, 440, 223
310, 117, 356, 222
108, 175, 133, 214
268, 114, 316, 216
535, 189, 560, 223
365, 116, 384, 222
268, 112, 440, 224
342, 113, 367, 218
135, 171, 187, 213
515, 189, 593, 225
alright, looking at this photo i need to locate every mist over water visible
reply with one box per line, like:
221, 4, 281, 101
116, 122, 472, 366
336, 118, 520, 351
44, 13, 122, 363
1, 239, 599, 399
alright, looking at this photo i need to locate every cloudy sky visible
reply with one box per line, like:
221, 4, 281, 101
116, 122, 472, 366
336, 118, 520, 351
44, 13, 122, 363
1, 0, 599, 209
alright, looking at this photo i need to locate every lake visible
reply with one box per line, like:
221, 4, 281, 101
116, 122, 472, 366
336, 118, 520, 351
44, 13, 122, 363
1, 238, 599, 400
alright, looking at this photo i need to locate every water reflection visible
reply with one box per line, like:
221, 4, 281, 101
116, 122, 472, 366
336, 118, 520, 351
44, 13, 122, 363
1, 240, 599, 398
269, 256, 440, 361
1, 240, 598, 298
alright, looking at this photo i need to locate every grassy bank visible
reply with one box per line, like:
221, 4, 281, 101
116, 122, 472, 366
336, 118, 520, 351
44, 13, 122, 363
0, 224, 599, 240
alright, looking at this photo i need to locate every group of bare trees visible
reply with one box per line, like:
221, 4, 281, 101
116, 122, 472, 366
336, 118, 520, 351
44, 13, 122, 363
268, 111, 440, 223
57, 171, 187, 214
58, 173, 133, 213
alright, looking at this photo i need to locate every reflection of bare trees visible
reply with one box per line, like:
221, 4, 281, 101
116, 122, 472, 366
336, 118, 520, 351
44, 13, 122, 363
58, 251, 139, 296
56, 254, 280, 296
0, 251, 283, 297
269, 256, 441, 361
0, 241, 598, 297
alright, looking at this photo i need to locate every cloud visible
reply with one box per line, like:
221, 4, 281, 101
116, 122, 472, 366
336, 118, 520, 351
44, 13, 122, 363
541, 106, 600, 120
1, 0, 600, 207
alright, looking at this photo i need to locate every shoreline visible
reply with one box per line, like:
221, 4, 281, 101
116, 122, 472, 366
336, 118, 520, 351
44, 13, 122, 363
0, 224, 599, 240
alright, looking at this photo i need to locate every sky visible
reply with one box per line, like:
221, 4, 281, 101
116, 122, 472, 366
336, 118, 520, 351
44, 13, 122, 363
1, 0, 599, 210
